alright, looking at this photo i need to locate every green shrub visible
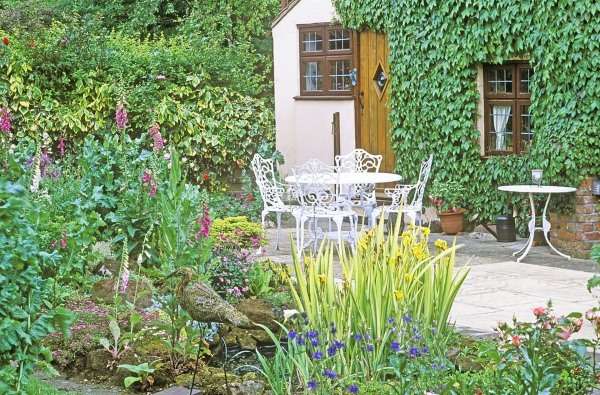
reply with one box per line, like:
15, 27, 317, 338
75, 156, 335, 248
210, 216, 265, 251
0, 179, 73, 393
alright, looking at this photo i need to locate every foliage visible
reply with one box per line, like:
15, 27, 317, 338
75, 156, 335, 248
210, 215, 265, 251
0, 3, 276, 187
335, 0, 600, 228
429, 179, 467, 213
118, 361, 161, 391
0, 179, 74, 393
248, 261, 274, 298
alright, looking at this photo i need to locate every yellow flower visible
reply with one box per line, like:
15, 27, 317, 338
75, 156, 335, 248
412, 244, 428, 261
421, 227, 431, 237
401, 231, 413, 245
404, 273, 413, 282
318, 274, 327, 284
394, 290, 405, 301
434, 239, 448, 251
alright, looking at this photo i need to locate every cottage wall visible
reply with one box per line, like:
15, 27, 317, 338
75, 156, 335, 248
272, 0, 356, 174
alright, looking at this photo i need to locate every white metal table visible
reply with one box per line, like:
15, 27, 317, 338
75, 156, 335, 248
286, 172, 402, 228
498, 185, 576, 263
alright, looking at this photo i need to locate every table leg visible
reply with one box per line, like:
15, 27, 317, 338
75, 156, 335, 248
515, 193, 536, 263
541, 194, 571, 260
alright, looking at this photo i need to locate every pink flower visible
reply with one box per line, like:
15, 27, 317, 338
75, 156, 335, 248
558, 330, 572, 341
195, 205, 212, 240
533, 306, 546, 317
0, 107, 11, 134
57, 137, 66, 156
148, 123, 164, 152
115, 103, 128, 130
60, 234, 67, 249
149, 183, 157, 197
142, 169, 153, 184
511, 335, 521, 347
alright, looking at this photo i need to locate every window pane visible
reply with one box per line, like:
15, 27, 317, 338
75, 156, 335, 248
487, 67, 513, 94
520, 67, 533, 94
302, 31, 323, 52
490, 105, 513, 151
520, 104, 533, 150
303, 61, 322, 91
328, 29, 350, 51
329, 59, 352, 91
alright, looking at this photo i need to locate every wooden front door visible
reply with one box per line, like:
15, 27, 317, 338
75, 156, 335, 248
355, 31, 395, 175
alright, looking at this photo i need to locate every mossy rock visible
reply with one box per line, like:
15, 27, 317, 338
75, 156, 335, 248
236, 299, 279, 331
219, 325, 274, 351
176, 367, 240, 395
91, 276, 153, 308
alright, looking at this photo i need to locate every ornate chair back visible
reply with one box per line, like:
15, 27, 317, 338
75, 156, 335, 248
251, 154, 286, 210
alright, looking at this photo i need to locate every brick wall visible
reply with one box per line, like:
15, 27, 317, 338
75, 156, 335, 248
550, 177, 600, 259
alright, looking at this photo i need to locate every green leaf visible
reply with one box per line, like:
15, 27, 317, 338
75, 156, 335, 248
123, 376, 141, 388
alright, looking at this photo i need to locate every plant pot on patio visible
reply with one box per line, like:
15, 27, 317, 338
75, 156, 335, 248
438, 209, 465, 235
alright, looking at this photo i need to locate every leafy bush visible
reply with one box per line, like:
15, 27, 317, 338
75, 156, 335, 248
0, 179, 73, 393
429, 179, 467, 213
210, 216, 265, 251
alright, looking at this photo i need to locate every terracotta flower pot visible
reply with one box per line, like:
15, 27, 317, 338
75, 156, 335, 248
438, 209, 465, 235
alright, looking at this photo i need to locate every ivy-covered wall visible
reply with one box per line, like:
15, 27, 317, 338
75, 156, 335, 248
335, 0, 600, 225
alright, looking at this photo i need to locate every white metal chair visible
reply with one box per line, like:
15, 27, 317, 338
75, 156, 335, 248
251, 154, 297, 250
335, 149, 383, 226
371, 154, 433, 227
291, 159, 357, 254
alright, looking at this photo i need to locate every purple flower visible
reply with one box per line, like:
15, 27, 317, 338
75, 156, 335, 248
353, 333, 363, 342
120, 267, 130, 294
323, 368, 337, 380
330, 323, 337, 334
307, 380, 317, 391
310, 337, 319, 347
115, 103, 128, 130
366, 344, 374, 352
57, 137, 66, 157
333, 339, 345, 350
421, 346, 429, 354
296, 335, 306, 346
307, 330, 318, 339
312, 351, 323, 360
287, 330, 297, 340
327, 344, 337, 357
148, 123, 164, 152
387, 317, 395, 325
0, 107, 11, 134
409, 346, 420, 358
403, 315, 412, 324
347, 384, 359, 394
391, 341, 400, 352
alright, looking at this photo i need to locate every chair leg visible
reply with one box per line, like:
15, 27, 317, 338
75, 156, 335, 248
334, 217, 343, 249
261, 210, 268, 229
296, 218, 306, 257
275, 212, 282, 250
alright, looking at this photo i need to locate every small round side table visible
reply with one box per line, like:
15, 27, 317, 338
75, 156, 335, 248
498, 185, 576, 263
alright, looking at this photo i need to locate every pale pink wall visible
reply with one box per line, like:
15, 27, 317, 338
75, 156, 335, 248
272, 0, 356, 174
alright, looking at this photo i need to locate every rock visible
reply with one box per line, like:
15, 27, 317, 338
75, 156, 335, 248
176, 367, 240, 395
91, 276, 153, 308
220, 326, 275, 351
229, 379, 265, 395
86, 349, 111, 372
236, 299, 279, 331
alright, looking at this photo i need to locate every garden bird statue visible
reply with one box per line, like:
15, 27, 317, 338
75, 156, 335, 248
169, 267, 250, 395
171, 267, 250, 327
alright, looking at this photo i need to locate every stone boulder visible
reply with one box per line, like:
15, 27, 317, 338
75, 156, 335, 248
236, 299, 280, 331
91, 277, 153, 308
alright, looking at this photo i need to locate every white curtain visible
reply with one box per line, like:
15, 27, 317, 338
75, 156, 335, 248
493, 105, 511, 150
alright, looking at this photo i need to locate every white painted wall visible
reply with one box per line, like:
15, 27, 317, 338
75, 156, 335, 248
272, 0, 356, 175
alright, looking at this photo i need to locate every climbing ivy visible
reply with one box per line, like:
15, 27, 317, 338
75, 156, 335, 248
335, 0, 600, 225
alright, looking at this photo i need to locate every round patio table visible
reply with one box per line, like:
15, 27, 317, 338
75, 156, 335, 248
284, 172, 402, 185
285, 172, 402, 228
498, 185, 576, 263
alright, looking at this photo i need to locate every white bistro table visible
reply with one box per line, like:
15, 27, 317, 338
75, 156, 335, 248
498, 185, 576, 263
286, 172, 402, 227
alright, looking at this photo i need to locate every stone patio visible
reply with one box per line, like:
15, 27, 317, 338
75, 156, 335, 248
264, 226, 599, 338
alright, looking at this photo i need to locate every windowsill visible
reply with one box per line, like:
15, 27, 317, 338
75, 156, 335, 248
294, 95, 354, 101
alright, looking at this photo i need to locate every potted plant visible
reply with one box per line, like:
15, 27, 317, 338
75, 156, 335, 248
429, 180, 466, 235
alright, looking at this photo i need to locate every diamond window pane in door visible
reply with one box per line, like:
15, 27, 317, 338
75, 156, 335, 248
303, 31, 323, 52
304, 61, 322, 92
329, 60, 352, 91
487, 67, 513, 94
372, 63, 388, 98
520, 104, 533, 149
490, 105, 513, 151
329, 29, 350, 51
520, 68, 533, 94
